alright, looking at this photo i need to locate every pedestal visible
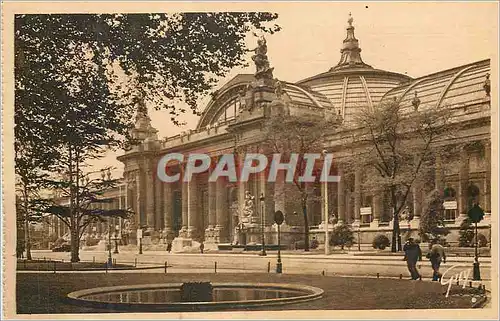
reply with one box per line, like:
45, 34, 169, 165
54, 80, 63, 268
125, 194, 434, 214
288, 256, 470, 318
171, 237, 193, 253
410, 217, 421, 229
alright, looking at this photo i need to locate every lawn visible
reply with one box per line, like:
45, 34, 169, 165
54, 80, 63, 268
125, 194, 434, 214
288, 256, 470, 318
16, 273, 482, 314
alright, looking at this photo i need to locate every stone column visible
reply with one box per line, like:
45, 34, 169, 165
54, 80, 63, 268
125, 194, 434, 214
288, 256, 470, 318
154, 173, 163, 231
484, 141, 491, 216
180, 179, 188, 237
370, 191, 382, 228
305, 182, 315, 226
207, 169, 217, 230
145, 168, 155, 230
457, 147, 469, 222
163, 180, 174, 241
337, 166, 345, 224
411, 179, 423, 228
346, 189, 353, 224
187, 174, 198, 240
215, 176, 229, 243
353, 168, 362, 227
135, 170, 144, 228
435, 153, 445, 193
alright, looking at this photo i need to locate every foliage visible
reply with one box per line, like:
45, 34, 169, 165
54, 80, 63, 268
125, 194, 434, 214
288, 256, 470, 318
15, 13, 280, 261
329, 223, 355, 250
15, 13, 280, 124
263, 112, 342, 251
418, 189, 450, 242
345, 99, 456, 252
372, 234, 391, 250
458, 218, 475, 247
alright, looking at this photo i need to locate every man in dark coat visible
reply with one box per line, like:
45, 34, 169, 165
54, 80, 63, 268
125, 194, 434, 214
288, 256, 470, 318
403, 238, 422, 280
427, 239, 446, 281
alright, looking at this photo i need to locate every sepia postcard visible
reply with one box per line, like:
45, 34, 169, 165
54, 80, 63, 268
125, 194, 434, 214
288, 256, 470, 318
1, 1, 499, 319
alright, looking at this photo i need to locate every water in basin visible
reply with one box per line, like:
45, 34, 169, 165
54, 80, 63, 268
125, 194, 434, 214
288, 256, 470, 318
82, 287, 305, 303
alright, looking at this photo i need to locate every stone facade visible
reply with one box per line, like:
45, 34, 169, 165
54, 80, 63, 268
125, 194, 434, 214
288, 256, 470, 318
108, 16, 490, 251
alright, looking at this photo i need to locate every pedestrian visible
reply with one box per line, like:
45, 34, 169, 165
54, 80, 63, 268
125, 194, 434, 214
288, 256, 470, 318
166, 242, 172, 253
200, 242, 204, 254
403, 238, 422, 280
427, 239, 446, 281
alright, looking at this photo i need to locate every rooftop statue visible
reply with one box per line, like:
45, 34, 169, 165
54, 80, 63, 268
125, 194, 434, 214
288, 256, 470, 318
251, 36, 274, 80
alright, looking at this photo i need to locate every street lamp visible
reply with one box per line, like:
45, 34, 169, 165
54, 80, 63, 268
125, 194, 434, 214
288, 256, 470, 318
322, 150, 329, 255
107, 219, 113, 267
259, 193, 267, 256
274, 210, 284, 273
113, 224, 119, 254
467, 203, 485, 281
357, 227, 361, 251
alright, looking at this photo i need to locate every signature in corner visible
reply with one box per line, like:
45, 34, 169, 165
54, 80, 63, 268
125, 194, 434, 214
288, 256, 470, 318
440, 264, 472, 298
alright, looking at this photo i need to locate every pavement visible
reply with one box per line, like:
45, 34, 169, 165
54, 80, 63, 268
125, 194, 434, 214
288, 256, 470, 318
25, 249, 493, 284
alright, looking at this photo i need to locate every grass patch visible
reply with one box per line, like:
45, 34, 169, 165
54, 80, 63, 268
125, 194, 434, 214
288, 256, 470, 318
16, 273, 480, 314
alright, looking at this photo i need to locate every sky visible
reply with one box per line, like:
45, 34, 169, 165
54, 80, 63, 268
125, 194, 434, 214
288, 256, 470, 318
89, 2, 499, 177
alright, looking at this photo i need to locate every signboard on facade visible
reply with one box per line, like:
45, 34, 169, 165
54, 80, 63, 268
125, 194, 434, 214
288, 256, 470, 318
360, 207, 372, 215
443, 201, 458, 210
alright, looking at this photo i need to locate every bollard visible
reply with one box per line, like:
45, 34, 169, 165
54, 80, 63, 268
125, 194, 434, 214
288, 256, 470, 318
214, 262, 217, 273
419, 275, 422, 281
53, 261, 56, 274
93, 256, 95, 264
322, 270, 325, 276
106, 262, 108, 274
456, 280, 459, 285
267, 262, 270, 273
164, 261, 167, 274
134, 258, 137, 267
70, 262, 72, 271
469, 281, 473, 288
399, 274, 402, 280
23, 260, 26, 269
377, 273, 380, 279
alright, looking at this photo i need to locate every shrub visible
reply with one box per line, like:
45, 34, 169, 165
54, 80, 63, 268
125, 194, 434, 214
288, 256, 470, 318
329, 223, 355, 250
310, 238, 319, 249
476, 233, 488, 248
372, 234, 390, 250
458, 218, 475, 247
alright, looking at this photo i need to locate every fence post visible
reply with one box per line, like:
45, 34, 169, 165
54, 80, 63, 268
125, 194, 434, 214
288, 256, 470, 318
164, 262, 167, 274
267, 262, 270, 273
93, 256, 95, 264
322, 270, 325, 276
53, 261, 56, 274
215, 262, 217, 273
399, 274, 403, 280
106, 262, 108, 274
377, 273, 380, 279
134, 258, 137, 267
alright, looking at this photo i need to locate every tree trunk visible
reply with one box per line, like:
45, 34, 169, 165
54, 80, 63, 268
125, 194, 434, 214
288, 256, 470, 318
70, 226, 80, 262
23, 185, 32, 261
390, 187, 402, 252
302, 199, 310, 252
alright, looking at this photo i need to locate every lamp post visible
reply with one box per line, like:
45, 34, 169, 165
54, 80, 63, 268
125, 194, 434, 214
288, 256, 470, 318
259, 193, 267, 256
113, 224, 119, 254
107, 219, 113, 267
467, 203, 484, 281
274, 210, 284, 273
357, 227, 361, 251
322, 150, 329, 255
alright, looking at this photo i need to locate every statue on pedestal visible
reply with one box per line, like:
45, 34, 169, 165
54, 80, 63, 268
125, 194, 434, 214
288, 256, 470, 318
251, 36, 274, 80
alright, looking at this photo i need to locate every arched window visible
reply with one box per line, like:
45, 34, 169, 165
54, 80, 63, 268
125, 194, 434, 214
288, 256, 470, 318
443, 187, 457, 221
467, 184, 480, 210
214, 97, 240, 124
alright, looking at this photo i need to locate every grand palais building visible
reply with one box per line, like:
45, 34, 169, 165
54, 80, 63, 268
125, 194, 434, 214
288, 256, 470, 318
48, 16, 491, 252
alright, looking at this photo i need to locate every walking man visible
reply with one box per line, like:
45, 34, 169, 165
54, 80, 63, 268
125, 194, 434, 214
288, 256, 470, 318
427, 239, 446, 281
403, 238, 422, 280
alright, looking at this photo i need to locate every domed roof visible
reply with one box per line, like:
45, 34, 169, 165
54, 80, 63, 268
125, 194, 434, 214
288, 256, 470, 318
381, 59, 490, 111
296, 14, 412, 123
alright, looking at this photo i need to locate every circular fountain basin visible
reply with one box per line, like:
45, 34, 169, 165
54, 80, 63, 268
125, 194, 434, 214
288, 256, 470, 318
67, 282, 324, 312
